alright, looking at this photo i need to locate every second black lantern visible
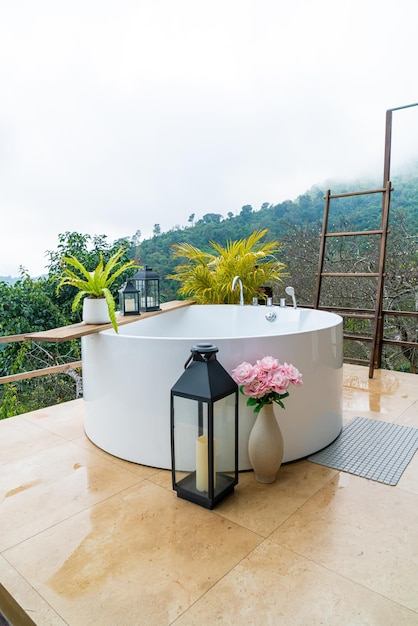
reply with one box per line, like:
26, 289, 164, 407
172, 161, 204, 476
132, 266, 161, 312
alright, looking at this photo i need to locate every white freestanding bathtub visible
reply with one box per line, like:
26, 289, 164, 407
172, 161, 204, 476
82, 304, 343, 470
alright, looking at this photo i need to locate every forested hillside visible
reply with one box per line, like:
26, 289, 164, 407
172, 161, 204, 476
136, 169, 418, 302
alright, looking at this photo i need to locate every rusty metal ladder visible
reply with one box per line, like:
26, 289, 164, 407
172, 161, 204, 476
313, 180, 392, 378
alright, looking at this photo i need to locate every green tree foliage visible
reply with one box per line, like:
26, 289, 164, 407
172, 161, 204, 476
198, 213, 223, 224
0, 233, 135, 417
0, 269, 81, 418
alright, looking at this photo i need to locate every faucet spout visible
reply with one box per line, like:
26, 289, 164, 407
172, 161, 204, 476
285, 286, 297, 309
232, 276, 244, 306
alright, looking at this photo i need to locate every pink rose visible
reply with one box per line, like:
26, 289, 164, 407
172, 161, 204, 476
256, 356, 280, 372
281, 362, 303, 386
232, 362, 256, 385
270, 370, 289, 394
243, 377, 270, 398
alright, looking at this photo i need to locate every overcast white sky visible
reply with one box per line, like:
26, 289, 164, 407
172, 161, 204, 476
1, 0, 417, 277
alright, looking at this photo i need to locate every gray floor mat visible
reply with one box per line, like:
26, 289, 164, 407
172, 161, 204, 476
308, 416, 418, 485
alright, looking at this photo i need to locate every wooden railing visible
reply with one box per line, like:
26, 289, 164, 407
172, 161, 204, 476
1, 299, 416, 383
0, 300, 194, 386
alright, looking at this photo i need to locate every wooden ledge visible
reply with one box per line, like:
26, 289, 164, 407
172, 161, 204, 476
24, 300, 195, 343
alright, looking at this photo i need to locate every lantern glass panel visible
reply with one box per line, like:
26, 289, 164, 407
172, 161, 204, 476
213, 394, 237, 477
139, 280, 159, 310
172, 392, 237, 499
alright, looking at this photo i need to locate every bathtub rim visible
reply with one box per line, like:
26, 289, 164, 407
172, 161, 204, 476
104, 304, 343, 341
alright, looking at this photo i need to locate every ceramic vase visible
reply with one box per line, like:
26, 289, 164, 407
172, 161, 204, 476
248, 402, 283, 483
82, 297, 111, 324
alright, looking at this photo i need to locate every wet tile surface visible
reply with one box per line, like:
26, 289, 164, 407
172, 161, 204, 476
215, 461, 338, 537
1, 365, 418, 625
4, 482, 261, 626
173, 540, 418, 626
0, 439, 143, 551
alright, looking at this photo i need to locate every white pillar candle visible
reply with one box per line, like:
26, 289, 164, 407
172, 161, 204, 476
196, 435, 216, 492
125, 299, 136, 312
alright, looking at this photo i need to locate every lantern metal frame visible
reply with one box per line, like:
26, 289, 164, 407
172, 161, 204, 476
118, 280, 141, 316
132, 265, 161, 312
170, 344, 239, 509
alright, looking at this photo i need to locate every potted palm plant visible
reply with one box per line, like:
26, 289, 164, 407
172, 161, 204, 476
57, 246, 138, 333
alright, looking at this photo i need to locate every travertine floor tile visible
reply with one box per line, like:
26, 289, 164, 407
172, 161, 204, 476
395, 402, 418, 495
269, 473, 418, 612
4, 481, 262, 626
397, 400, 418, 428
215, 461, 337, 536
0, 441, 142, 551
21, 399, 85, 440
397, 453, 418, 495
0, 555, 66, 626
173, 539, 418, 626
0, 417, 65, 466
73, 433, 163, 478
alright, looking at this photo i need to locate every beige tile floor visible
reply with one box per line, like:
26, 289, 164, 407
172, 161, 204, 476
1, 364, 418, 625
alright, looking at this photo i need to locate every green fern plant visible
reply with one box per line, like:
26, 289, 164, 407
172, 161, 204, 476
56, 247, 138, 333
168, 229, 287, 304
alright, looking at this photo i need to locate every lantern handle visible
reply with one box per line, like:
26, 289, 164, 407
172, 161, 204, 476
184, 344, 218, 369
184, 353, 194, 369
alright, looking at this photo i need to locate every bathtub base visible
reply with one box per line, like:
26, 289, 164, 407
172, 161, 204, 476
82, 305, 343, 470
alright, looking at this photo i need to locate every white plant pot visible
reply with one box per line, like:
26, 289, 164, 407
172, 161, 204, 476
83, 297, 111, 325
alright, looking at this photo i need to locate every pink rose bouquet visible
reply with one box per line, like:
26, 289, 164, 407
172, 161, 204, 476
232, 356, 303, 413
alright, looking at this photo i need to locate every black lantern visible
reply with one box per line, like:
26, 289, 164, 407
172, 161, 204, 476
171, 344, 238, 509
118, 280, 140, 316
132, 265, 161, 312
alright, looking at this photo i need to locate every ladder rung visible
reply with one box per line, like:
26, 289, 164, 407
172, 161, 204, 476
339, 313, 375, 320
317, 306, 376, 313
344, 334, 372, 342
324, 229, 384, 237
382, 338, 418, 349
343, 357, 370, 365
320, 272, 380, 277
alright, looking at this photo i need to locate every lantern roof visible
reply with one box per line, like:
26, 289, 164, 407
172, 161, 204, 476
171, 345, 237, 401
132, 265, 160, 280
119, 280, 139, 293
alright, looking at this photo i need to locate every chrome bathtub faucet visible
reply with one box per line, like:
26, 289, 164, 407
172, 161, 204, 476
232, 276, 244, 306
265, 298, 277, 321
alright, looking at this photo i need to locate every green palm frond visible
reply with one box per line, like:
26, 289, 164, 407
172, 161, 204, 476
169, 229, 287, 304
